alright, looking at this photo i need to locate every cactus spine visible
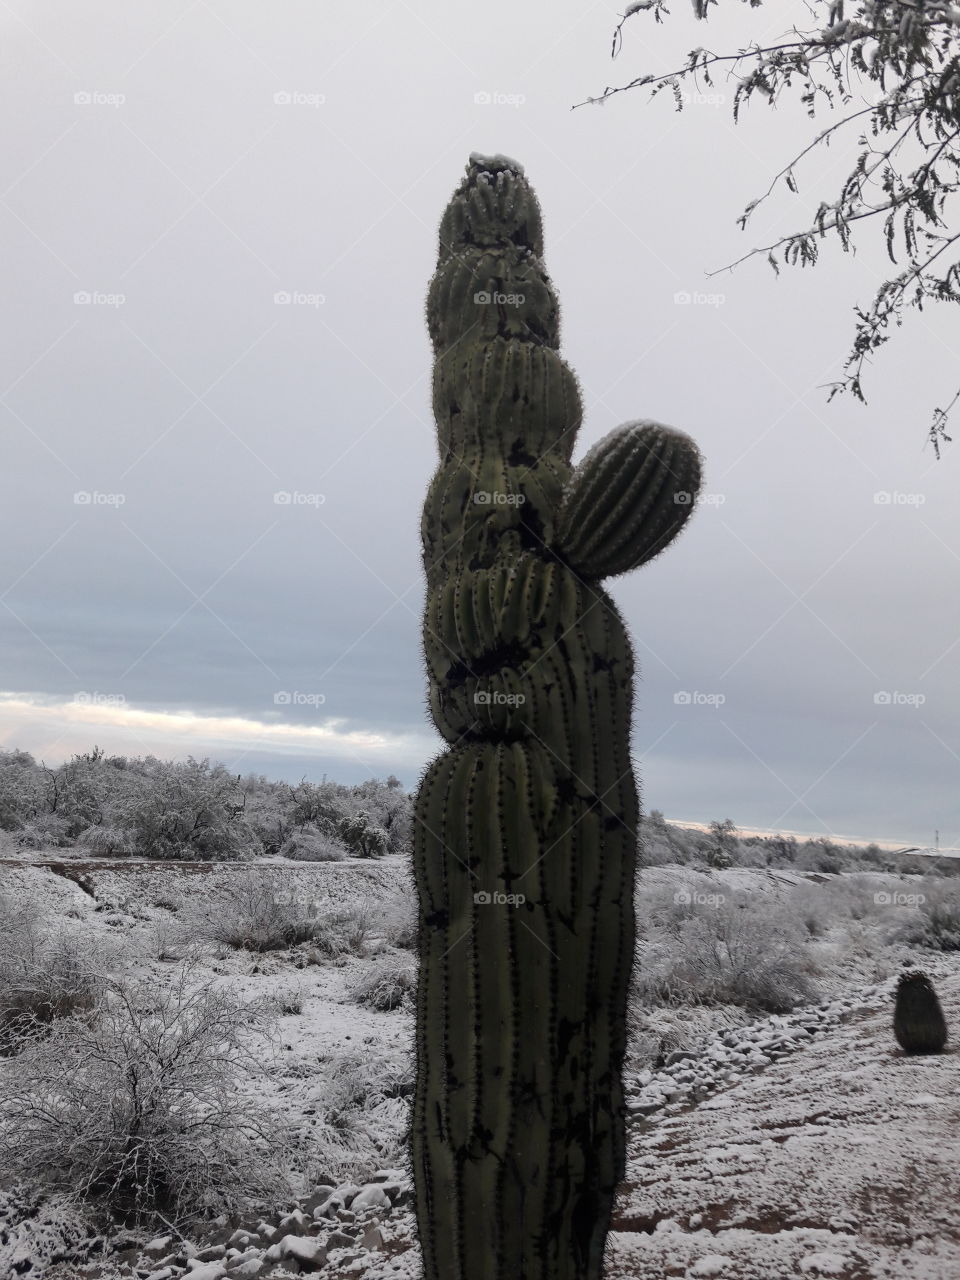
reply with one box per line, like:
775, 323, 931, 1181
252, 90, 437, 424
412, 153, 702, 1280
894, 969, 948, 1054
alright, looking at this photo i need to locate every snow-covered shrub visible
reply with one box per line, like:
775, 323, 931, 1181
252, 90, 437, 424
0, 973, 291, 1219
0, 905, 101, 1053
377, 891, 418, 950
278, 826, 348, 861
179, 870, 320, 952
14, 812, 73, 850
897, 880, 960, 951
76, 823, 136, 857
123, 757, 261, 860
338, 811, 390, 858
634, 895, 817, 1013
310, 903, 375, 959
350, 952, 417, 1011
295, 1050, 413, 1183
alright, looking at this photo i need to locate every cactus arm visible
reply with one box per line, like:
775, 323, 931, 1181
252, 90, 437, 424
553, 419, 702, 581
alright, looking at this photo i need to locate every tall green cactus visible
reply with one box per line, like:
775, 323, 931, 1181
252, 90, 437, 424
412, 153, 702, 1280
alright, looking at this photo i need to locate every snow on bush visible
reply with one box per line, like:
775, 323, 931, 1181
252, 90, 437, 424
0, 972, 291, 1219
634, 892, 818, 1013
178, 869, 323, 953
350, 951, 417, 1011
376, 891, 418, 951
897, 879, 960, 951
0, 902, 101, 1053
278, 826, 348, 861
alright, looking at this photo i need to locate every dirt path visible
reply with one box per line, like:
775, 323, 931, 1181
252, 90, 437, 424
609, 973, 960, 1279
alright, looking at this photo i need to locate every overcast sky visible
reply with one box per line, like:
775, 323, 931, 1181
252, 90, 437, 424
1, 0, 957, 846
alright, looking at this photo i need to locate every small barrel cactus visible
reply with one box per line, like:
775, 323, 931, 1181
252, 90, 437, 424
412, 152, 702, 1280
894, 968, 948, 1054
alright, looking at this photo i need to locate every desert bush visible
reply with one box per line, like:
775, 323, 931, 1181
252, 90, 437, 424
377, 892, 418, 950
310, 903, 376, 960
897, 880, 960, 951
76, 823, 135, 856
180, 870, 319, 952
350, 953, 417, 1011
279, 827, 348, 862
0, 973, 291, 1219
0, 904, 101, 1053
634, 895, 817, 1013
123, 757, 260, 860
295, 1050, 413, 1183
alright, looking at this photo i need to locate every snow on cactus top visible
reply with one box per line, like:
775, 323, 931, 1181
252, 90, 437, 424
467, 151, 525, 176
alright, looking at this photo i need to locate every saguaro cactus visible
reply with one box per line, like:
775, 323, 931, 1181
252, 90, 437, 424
894, 969, 948, 1054
412, 153, 702, 1280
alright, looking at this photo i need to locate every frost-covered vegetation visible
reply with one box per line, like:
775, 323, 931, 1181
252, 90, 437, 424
0, 747, 411, 861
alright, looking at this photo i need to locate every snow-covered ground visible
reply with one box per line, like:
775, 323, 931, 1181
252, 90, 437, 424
0, 854, 956, 1279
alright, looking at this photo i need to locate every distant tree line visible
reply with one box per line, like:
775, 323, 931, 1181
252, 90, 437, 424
640, 810, 959, 878
0, 746, 412, 862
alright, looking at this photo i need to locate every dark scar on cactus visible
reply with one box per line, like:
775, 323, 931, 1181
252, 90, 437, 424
411, 151, 702, 1280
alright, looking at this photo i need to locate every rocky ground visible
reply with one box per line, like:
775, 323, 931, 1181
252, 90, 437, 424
1, 858, 957, 1279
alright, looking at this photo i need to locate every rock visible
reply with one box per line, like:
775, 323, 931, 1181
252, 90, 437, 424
665, 1049, 697, 1066
359, 1224, 386, 1251
799, 1252, 852, 1275
326, 1230, 358, 1250
226, 1259, 266, 1278
144, 1270, 175, 1280
277, 1209, 307, 1236
350, 1184, 392, 1213
183, 1263, 228, 1280
196, 1244, 228, 1262
227, 1230, 258, 1249
143, 1237, 174, 1260
278, 1236, 328, 1270
301, 1186, 336, 1214
336, 1208, 356, 1223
